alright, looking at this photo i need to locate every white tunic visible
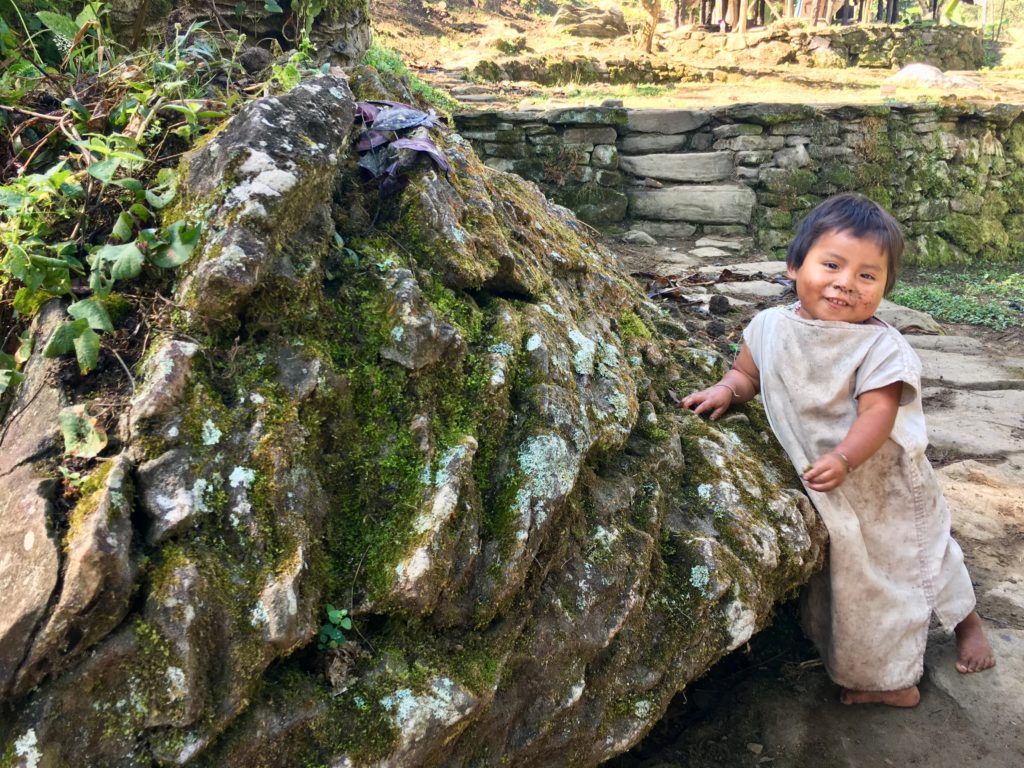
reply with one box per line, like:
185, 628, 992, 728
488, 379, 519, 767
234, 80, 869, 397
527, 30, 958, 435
744, 307, 976, 690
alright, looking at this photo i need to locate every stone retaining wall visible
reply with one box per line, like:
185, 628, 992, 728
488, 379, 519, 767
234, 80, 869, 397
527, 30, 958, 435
473, 22, 985, 85
664, 20, 985, 71
455, 102, 1024, 266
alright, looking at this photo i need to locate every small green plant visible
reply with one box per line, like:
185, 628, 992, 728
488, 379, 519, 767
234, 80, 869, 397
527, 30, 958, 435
58, 464, 87, 489
318, 603, 353, 650
0, 12, 246, 382
58, 403, 108, 458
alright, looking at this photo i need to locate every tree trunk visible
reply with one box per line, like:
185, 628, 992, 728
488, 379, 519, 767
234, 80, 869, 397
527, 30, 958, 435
641, 0, 661, 53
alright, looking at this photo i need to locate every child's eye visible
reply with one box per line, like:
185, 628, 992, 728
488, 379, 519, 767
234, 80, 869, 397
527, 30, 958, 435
824, 262, 839, 269
860, 273, 876, 281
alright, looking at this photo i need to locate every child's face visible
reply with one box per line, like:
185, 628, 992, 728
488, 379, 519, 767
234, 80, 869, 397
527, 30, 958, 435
787, 229, 889, 324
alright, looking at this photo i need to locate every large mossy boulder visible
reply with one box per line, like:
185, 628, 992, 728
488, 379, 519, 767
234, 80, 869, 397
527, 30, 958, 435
0, 75, 826, 767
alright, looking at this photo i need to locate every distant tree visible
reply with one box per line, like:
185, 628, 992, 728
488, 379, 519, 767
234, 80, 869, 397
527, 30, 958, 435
641, 0, 661, 52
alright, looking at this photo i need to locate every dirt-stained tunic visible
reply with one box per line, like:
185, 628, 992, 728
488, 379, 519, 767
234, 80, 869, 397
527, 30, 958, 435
744, 307, 976, 690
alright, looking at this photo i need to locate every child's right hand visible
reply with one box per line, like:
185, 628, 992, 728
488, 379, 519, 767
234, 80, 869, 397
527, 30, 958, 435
802, 452, 850, 492
681, 384, 733, 421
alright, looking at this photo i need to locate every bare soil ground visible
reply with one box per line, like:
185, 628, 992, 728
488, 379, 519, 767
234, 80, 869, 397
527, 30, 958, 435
370, 4, 1024, 766
371, 1, 1024, 110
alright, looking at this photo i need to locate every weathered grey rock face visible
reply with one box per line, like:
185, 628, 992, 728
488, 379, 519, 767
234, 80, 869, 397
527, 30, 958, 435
0, 74, 826, 767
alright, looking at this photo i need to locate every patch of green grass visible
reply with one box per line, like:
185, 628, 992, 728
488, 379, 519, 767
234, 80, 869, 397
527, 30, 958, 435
361, 43, 460, 114
889, 284, 1019, 330
556, 83, 673, 105
889, 263, 1024, 331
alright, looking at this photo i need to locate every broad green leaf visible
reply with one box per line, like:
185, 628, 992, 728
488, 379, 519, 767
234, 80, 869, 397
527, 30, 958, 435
58, 178, 85, 199
62, 98, 90, 121
0, 351, 15, 370
0, 187, 29, 209
106, 148, 147, 163
152, 220, 202, 268
58, 404, 108, 458
75, 3, 101, 27
13, 287, 54, 317
110, 243, 144, 280
129, 203, 151, 221
28, 253, 72, 270
88, 270, 114, 299
35, 11, 79, 42
234, 2, 247, 16
264, 0, 284, 13
145, 184, 176, 210
0, 369, 24, 395
91, 242, 144, 281
73, 327, 101, 373
113, 177, 145, 199
163, 103, 200, 118
69, 299, 114, 332
14, 330, 33, 366
111, 211, 134, 242
43, 319, 89, 357
88, 157, 121, 184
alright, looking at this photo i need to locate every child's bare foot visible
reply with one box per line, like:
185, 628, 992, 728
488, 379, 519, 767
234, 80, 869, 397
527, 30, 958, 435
840, 686, 920, 708
954, 610, 996, 673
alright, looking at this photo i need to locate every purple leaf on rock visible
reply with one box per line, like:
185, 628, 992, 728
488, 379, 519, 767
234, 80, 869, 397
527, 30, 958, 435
357, 149, 390, 178
356, 130, 390, 152
355, 101, 381, 124
390, 138, 451, 173
371, 107, 441, 132
381, 172, 410, 196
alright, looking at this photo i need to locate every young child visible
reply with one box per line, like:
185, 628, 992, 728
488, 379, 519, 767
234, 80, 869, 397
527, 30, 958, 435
683, 193, 995, 707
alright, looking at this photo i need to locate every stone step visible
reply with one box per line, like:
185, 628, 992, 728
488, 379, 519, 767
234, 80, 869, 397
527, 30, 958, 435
618, 151, 734, 183
696, 261, 787, 278
694, 236, 750, 251
713, 280, 788, 300
625, 109, 711, 134
923, 387, 1024, 459
905, 334, 986, 354
917, 347, 1024, 391
620, 133, 689, 155
627, 184, 757, 224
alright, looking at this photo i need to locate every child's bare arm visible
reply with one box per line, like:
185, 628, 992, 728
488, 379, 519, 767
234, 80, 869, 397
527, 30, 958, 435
681, 343, 760, 421
803, 381, 903, 492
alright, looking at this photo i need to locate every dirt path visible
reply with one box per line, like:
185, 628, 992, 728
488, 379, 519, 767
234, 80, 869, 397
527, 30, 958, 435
605, 234, 1024, 768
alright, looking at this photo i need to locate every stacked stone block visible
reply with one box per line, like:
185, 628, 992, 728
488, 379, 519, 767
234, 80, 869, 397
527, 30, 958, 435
457, 102, 1024, 267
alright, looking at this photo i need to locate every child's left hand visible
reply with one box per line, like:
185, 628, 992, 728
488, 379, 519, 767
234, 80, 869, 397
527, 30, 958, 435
802, 452, 849, 492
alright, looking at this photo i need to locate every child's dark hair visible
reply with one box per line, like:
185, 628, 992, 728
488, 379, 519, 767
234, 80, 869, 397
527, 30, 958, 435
787, 193, 904, 294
